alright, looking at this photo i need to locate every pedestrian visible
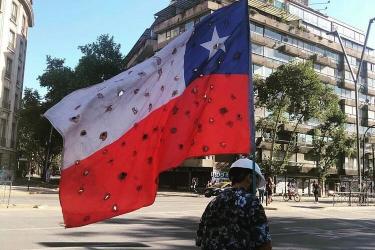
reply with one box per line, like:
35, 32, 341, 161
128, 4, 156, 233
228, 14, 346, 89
196, 158, 272, 250
191, 178, 197, 193
312, 180, 320, 203
258, 185, 265, 204
266, 177, 274, 204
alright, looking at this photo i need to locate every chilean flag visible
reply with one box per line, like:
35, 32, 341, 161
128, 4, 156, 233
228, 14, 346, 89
45, 0, 254, 228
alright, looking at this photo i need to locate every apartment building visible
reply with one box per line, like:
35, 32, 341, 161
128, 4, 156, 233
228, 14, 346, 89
124, 0, 375, 192
0, 0, 33, 179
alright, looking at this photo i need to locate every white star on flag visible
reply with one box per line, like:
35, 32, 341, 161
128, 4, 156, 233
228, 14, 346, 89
200, 26, 229, 59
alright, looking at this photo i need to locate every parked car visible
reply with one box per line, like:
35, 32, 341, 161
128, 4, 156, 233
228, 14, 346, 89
204, 182, 232, 197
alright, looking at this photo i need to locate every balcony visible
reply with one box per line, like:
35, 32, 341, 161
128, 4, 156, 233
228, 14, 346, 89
318, 74, 337, 86
310, 54, 337, 69
277, 44, 309, 59
340, 98, 356, 107
339, 79, 355, 91
362, 119, 375, 127
368, 71, 375, 79
252, 54, 281, 70
251, 32, 267, 46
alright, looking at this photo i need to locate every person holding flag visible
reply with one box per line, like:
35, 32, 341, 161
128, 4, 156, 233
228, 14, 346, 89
45, 0, 263, 240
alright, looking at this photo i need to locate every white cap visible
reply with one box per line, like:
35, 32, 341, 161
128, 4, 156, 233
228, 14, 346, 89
230, 159, 266, 188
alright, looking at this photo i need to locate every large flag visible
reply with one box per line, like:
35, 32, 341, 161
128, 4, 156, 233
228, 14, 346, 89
45, 0, 253, 228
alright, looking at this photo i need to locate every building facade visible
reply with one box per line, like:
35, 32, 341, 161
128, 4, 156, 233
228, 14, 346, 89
124, 0, 375, 192
0, 0, 33, 179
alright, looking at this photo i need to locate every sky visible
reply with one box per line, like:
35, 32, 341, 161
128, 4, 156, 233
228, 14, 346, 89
24, 0, 375, 96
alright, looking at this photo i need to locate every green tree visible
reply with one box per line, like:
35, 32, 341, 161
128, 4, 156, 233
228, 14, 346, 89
255, 62, 352, 180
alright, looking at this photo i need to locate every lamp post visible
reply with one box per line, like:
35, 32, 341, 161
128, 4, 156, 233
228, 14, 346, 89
327, 17, 375, 192
362, 125, 375, 184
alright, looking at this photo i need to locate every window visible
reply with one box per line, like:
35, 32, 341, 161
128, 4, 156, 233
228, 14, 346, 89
19, 40, 24, 60
368, 111, 375, 120
22, 15, 27, 35
252, 44, 263, 55
17, 66, 22, 84
264, 28, 282, 41
250, 23, 264, 35
0, 119, 7, 143
8, 30, 16, 49
5, 58, 12, 79
344, 105, 356, 115
11, 2, 18, 23
2, 88, 10, 109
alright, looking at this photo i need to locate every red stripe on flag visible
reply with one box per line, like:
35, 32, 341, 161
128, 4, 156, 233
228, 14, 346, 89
60, 74, 252, 227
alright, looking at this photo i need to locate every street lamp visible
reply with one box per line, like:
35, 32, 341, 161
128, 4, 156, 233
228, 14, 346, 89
362, 125, 375, 182
327, 17, 375, 192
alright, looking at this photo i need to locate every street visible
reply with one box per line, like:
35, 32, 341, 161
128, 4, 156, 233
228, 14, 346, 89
1, 189, 375, 250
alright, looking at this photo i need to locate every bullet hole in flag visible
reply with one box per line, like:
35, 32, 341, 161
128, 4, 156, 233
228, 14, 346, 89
172, 90, 178, 97
226, 121, 234, 128
104, 193, 111, 201
218, 60, 222, 65
194, 101, 200, 107
78, 187, 84, 194
153, 127, 159, 133
209, 117, 215, 124
220, 142, 227, 148
208, 97, 213, 103
74, 105, 81, 110
128, 70, 133, 75
132, 107, 138, 115
133, 123, 139, 129
147, 157, 153, 165
193, 68, 198, 72
138, 72, 146, 77
121, 141, 126, 147
134, 89, 139, 95
112, 204, 118, 212
237, 114, 243, 121
80, 130, 87, 136
155, 57, 162, 65
102, 149, 108, 155
108, 159, 114, 165
210, 84, 214, 90
70, 115, 80, 123
234, 52, 241, 60
133, 151, 137, 157
231, 94, 237, 100
83, 216, 90, 222
202, 146, 209, 152
106, 105, 113, 112
100, 132, 108, 141
203, 94, 208, 100
192, 88, 198, 94
144, 92, 150, 97
149, 103, 153, 112
179, 144, 184, 150
199, 74, 204, 77
163, 107, 168, 112
197, 124, 203, 132
119, 172, 127, 180
174, 76, 180, 81
75, 160, 80, 165
161, 85, 165, 92
143, 134, 149, 141
172, 48, 177, 55
118, 90, 124, 97
83, 169, 89, 176
97, 93, 104, 99
213, 43, 220, 50
136, 185, 143, 192
158, 68, 163, 78
219, 107, 229, 115
172, 106, 179, 115
185, 110, 191, 116
170, 127, 177, 134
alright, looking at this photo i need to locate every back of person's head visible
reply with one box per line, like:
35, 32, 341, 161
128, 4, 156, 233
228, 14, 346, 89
229, 167, 252, 185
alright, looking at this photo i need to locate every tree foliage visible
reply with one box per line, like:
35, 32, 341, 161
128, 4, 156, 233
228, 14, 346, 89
255, 61, 354, 177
